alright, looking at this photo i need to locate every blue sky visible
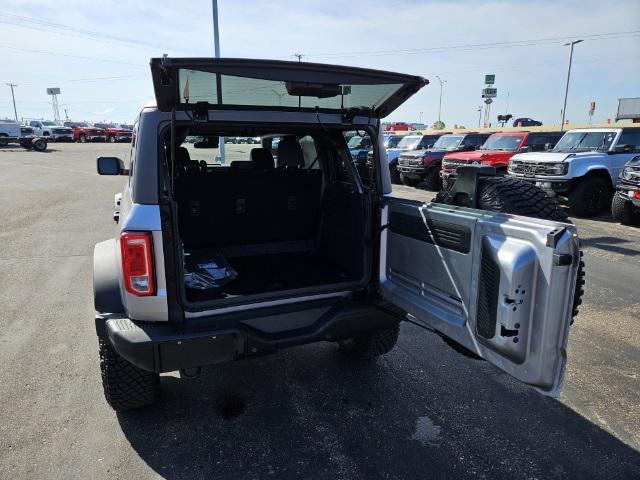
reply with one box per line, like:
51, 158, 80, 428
1, 0, 639, 126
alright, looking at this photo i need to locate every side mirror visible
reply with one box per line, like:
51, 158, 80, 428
519, 146, 532, 153
97, 156, 127, 175
461, 144, 476, 151
544, 143, 553, 151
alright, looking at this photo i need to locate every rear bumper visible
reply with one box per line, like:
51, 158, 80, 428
95, 300, 399, 373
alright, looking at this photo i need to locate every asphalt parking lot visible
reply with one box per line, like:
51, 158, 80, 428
1, 143, 639, 479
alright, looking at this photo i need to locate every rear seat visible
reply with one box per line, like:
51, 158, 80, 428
176, 143, 322, 249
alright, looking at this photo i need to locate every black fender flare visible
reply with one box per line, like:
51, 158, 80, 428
93, 239, 124, 314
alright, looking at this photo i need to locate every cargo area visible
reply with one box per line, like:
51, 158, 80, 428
167, 129, 371, 306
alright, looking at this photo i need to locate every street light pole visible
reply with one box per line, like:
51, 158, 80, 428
212, 0, 225, 162
560, 39, 583, 131
6, 83, 18, 122
419, 111, 423, 123
477, 106, 483, 128
436, 76, 446, 124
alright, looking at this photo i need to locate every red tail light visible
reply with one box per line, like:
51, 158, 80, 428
120, 232, 155, 296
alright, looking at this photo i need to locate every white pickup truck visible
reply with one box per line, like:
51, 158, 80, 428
27, 120, 73, 141
507, 128, 640, 217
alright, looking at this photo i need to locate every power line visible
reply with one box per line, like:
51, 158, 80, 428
302, 30, 640, 59
14, 74, 148, 86
0, 13, 171, 52
0, 44, 146, 66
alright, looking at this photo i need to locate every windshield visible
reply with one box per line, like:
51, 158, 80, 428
432, 135, 463, 150
396, 136, 421, 150
480, 134, 524, 151
348, 136, 367, 149
42, 121, 57, 126
385, 136, 402, 148
553, 131, 617, 152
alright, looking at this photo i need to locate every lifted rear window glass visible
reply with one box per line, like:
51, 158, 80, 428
179, 69, 403, 110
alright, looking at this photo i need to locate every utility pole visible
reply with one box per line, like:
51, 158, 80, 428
560, 39, 583, 131
64, 108, 70, 121
419, 111, 423, 123
294, 53, 303, 62
436, 76, 446, 124
211, 0, 225, 163
477, 106, 483, 128
6, 83, 18, 122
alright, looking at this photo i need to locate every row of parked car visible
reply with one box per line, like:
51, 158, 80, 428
354, 127, 640, 223
0, 118, 133, 144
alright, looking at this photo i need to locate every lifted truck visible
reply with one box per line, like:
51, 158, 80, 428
611, 156, 640, 225
397, 132, 490, 190
93, 57, 582, 411
441, 131, 563, 188
508, 128, 640, 217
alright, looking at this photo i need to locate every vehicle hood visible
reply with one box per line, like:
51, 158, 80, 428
151, 57, 427, 117
444, 150, 513, 162
510, 151, 606, 163
400, 148, 447, 159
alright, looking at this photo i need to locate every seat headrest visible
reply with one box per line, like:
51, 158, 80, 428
250, 148, 275, 170
175, 146, 191, 166
230, 160, 254, 171
277, 137, 304, 169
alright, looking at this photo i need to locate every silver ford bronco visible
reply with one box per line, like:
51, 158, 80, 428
94, 57, 583, 411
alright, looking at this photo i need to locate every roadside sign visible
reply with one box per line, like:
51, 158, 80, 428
46, 88, 61, 95
484, 98, 493, 104
482, 87, 497, 98
484, 74, 495, 85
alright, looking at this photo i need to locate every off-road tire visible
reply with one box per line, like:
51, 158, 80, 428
99, 338, 159, 411
400, 173, 420, 187
338, 323, 400, 360
567, 176, 611, 218
422, 167, 443, 191
611, 193, 637, 225
390, 163, 401, 184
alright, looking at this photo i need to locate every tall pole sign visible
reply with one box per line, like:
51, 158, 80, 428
481, 74, 497, 127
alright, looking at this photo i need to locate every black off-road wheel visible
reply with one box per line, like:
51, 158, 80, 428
400, 173, 420, 187
422, 167, 443, 191
99, 338, 159, 411
389, 163, 401, 184
611, 193, 638, 225
338, 323, 400, 360
567, 176, 611, 218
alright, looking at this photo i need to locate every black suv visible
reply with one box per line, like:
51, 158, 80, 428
397, 132, 491, 189
612, 156, 640, 225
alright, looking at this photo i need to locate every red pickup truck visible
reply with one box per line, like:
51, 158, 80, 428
440, 131, 563, 187
384, 122, 414, 132
104, 126, 133, 143
70, 122, 106, 142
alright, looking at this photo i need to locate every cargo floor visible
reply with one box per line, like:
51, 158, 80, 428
185, 251, 354, 302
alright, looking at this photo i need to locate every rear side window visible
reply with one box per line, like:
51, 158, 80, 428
618, 132, 640, 152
